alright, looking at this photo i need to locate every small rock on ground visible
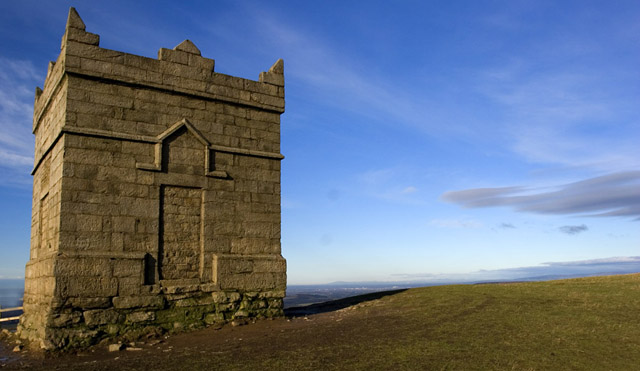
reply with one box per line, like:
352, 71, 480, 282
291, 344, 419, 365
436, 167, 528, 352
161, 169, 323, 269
108, 343, 124, 352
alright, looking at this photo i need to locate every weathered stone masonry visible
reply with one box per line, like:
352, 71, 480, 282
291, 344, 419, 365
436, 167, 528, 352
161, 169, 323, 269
18, 8, 286, 349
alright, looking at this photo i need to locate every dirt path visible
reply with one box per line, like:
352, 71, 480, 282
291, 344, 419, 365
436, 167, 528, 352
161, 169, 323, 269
0, 291, 401, 370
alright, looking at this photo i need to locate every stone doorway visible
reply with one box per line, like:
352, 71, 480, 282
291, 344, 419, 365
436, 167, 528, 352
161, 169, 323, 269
158, 185, 203, 281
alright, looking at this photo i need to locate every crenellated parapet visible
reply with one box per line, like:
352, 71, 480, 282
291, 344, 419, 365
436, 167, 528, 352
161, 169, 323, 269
33, 8, 284, 175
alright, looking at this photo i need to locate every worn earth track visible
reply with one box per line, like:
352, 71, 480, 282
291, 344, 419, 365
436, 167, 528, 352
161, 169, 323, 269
1, 291, 398, 371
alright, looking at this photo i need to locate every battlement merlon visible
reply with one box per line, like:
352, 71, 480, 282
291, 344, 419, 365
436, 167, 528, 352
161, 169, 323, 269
33, 7, 285, 133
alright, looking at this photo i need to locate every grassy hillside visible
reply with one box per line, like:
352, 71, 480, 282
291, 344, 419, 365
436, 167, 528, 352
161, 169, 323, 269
3, 274, 640, 370
279, 274, 640, 370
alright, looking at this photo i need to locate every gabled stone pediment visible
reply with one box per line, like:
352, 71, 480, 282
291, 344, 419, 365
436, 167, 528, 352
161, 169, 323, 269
136, 119, 227, 178
158, 118, 209, 146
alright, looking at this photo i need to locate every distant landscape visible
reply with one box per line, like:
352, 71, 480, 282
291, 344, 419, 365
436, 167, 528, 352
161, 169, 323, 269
284, 269, 640, 308
0, 279, 23, 309
3, 260, 640, 311
286, 257, 640, 307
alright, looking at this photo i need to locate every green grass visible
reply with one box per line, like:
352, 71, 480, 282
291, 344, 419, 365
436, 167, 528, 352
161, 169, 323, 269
258, 274, 640, 370
10, 274, 640, 370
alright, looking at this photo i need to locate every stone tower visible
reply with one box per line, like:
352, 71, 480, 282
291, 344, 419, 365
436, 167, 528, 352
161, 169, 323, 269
19, 8, 286, 349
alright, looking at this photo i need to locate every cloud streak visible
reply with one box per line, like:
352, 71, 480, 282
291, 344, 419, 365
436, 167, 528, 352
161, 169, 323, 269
442, 171, 640, 219
429, 218, 483, 229
543, 256, 640, 266
198, 5, 489, 143
392, 256, 640, 283
559, 224, 588, 235
0, 57, 40, 186
355, 167, 425, 204
198, 4, 639, 177
476, 46, 640, 172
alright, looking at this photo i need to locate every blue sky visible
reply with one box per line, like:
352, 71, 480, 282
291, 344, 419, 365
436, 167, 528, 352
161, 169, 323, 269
0, 1, 638, 284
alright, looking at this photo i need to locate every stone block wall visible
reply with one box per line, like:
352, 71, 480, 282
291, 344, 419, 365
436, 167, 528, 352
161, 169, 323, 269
19, 8, 286, 350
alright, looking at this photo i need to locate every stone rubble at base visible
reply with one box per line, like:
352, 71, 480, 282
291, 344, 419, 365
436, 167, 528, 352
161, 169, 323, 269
18, 7, 287, 350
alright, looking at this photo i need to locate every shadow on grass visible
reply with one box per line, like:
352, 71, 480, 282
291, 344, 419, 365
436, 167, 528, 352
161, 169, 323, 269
285, 289, 408, 316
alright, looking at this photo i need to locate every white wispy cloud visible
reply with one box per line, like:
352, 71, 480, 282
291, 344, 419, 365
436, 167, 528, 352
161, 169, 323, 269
476, 57, 640, 172
442, 171, 640, 219
0, 57, 40, 186
559, 224, 588, 235
473, 1, 640, 173
356, 167, 423, 204
0, 149, 32, 167
211, 6, 640, 180
195, 6, 477, 143
429, 218, 483, 229
401, 186, 418, 194
543, 256, 640, 266
281, 197, 303, 210
358, 168, 396, 186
